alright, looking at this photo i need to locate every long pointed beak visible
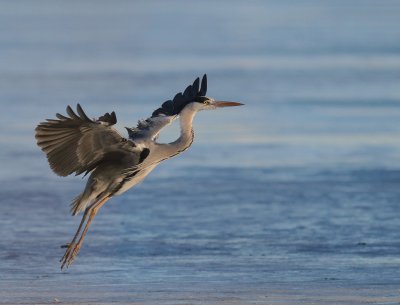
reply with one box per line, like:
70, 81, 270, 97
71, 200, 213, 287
214, 101, 244, 108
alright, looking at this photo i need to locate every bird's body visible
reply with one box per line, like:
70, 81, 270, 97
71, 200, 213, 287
35, 75, 242, 269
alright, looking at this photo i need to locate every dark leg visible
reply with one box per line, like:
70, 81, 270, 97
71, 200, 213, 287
60, 209, 89, 263
60, 195, 110, 270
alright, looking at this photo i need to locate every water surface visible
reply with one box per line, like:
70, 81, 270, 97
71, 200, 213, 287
1, 1, 400, 303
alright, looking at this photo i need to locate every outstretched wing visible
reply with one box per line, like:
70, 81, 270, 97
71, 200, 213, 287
125, 74, 208, 140
35, 104, 140, 177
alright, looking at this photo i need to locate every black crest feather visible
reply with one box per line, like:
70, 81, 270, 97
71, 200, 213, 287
151, 74, 207, 117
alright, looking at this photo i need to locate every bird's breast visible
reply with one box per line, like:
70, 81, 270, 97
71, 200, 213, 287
113, 164, 158, 195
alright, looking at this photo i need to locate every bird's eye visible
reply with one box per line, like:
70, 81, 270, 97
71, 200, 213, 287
203, 100, 210, 105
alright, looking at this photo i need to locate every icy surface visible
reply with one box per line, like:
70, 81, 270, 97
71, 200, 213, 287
1, 0, 400, 303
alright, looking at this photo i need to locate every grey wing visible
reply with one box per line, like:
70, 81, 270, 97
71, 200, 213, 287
35, 104, 142, 177
125, 115, 177, 142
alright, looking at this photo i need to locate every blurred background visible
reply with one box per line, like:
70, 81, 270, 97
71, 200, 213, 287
1, 0, 400, 303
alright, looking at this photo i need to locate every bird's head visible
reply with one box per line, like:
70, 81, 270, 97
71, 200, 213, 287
151, 74, 243, 118
190, 96, 243, 112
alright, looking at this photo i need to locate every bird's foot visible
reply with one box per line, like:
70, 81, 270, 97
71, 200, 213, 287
60, 242, 81, 270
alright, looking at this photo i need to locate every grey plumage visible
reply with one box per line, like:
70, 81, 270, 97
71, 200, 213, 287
35, 74, 243, 269
36, 105, 138, 178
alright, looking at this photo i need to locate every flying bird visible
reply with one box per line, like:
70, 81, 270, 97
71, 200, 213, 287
35, 75, 243, 269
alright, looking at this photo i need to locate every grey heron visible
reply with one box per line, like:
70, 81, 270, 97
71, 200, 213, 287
35, 75, 243, 269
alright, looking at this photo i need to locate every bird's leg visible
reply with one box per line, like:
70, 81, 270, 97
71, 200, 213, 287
60, 209, 89, 264
60, 195, 110, 270
68, 203, 102, 261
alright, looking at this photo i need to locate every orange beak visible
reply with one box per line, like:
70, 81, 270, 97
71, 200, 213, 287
214, 101, 244, 108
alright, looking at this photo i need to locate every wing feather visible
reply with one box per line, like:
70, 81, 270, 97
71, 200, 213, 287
35, 104, 140, 177
76, 104, 92, 121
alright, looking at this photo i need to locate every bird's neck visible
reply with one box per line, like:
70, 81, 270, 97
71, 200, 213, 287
153, 105, 197, 160
172, 105, 196, 152
155, 105, 196, 158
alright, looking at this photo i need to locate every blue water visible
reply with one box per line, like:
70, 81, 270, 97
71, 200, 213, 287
1, 1, 400, 303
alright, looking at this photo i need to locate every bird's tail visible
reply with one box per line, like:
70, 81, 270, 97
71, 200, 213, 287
70, 190, 110, 216
70, 193, 85, 216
